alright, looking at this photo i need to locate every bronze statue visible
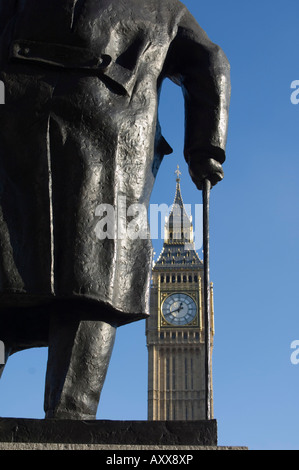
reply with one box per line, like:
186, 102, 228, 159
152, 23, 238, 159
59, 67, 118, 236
0, 0, 230, 419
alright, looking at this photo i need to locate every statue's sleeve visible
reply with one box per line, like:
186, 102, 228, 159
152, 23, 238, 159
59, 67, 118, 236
165, 9, 231, 168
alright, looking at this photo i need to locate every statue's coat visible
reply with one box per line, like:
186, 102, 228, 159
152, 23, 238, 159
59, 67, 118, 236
0, 0, 230, 348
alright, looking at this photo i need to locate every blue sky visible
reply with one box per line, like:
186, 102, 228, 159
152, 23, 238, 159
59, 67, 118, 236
0, 0, 299, 451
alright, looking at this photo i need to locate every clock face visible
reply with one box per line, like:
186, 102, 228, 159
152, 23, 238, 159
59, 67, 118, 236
162, 293, 197, 326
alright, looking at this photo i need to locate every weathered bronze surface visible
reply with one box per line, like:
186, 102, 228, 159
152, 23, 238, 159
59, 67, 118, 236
0, 0, 230, 419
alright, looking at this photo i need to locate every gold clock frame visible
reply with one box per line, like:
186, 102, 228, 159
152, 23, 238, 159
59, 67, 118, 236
159, 290, 201, 329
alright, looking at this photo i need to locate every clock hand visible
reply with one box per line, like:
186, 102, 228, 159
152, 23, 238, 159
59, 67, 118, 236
171, 302, 184, 314
171, 307, 180, 314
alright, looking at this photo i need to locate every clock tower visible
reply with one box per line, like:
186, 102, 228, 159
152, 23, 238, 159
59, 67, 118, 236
146, 167, 215, 421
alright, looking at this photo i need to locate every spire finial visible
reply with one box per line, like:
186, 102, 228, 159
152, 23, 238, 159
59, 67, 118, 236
175, 165, 181, 182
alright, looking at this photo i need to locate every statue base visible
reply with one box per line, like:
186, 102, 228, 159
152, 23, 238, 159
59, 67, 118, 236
0, 443, 247, 450
0, 418, 217, 446
0, 418, 248, 452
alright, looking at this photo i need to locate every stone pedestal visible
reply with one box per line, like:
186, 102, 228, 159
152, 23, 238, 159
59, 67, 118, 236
0, 418, 216, 445
0, 418, 247, 452
0, 443, 248, 450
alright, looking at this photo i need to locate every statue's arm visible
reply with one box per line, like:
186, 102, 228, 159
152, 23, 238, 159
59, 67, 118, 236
165, 10, 231, 189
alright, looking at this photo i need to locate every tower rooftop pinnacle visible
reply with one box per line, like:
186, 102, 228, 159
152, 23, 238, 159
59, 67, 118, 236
175, 164, 182, 182
172, 165, 184, 210
153, 165, 202, 270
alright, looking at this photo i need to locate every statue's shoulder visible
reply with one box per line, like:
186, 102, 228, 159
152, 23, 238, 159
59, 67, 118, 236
141, 0, 186, 17
163, 0, 189, 14
152, 0, 196, 29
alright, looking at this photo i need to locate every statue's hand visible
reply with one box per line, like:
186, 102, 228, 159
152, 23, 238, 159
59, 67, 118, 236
188, 157, 224, 190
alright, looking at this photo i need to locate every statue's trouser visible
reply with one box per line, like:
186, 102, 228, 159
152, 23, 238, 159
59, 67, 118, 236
44, 314, 117, 420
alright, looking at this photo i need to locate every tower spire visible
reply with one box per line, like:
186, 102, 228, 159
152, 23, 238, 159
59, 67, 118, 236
154, 164, 202, 267
173, 165, 184, 210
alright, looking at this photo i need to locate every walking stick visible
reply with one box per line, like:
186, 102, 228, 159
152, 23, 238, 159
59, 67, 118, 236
203, 178, 212, 420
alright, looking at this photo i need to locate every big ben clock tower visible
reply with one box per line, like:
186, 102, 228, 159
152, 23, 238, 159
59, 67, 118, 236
146, 167, 215, 421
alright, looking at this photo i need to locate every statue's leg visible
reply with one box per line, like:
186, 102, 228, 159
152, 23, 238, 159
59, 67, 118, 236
44, 314, 117, 420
